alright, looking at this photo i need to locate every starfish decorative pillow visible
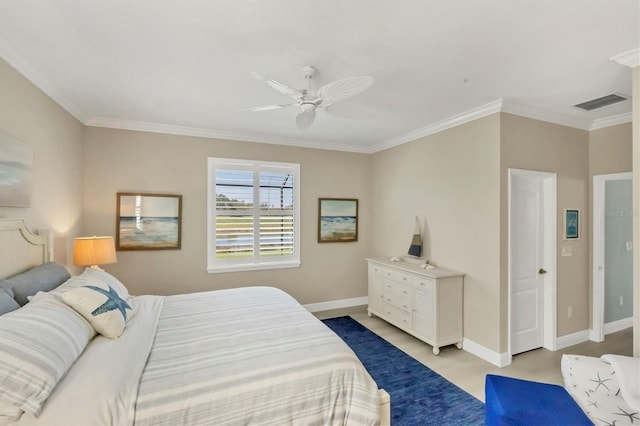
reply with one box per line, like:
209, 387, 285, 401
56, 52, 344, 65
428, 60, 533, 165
61, 273, 132, 339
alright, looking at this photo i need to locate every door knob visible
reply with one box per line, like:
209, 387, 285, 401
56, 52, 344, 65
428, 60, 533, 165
539, 268, 547, 275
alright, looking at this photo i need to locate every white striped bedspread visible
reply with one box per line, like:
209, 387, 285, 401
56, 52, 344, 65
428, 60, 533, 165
24, 287, 381, 425
135, 287, 380, 425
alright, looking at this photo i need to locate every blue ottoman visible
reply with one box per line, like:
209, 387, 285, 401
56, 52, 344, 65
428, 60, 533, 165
485, 374, 593, 426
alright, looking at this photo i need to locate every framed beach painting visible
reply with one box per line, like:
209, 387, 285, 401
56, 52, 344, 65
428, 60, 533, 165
0, 134, 33, 207
116, 192, 182, 250
563, 208, 579, 240
318, 198, 358, 243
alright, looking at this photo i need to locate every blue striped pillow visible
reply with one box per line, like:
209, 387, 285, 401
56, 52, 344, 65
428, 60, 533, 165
0, 293, 95, 416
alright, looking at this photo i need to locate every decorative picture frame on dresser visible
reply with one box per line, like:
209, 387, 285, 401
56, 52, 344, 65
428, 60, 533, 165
116, 192, 182, 250
318, 198, 358, 243
563, 208, 579, 240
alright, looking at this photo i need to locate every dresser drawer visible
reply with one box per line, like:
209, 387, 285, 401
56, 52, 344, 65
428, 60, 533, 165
378, 266, 412, 284
369, 263, 384, 276
382, 280, 412, 311
413, 276, 435, 290
381, 303, 411, 328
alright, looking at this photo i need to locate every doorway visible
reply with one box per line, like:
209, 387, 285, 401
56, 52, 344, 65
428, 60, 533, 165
508, 169, 557, 357
592, 172, 633, 342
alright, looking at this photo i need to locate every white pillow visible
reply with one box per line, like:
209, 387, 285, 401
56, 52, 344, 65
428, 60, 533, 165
602, 354, 640, 411
561, 354, 619, 397
52, 268, 129, 296
0, 294, 95, 416
60, 270, 133, 339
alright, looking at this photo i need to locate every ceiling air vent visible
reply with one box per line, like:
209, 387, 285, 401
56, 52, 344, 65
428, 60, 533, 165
574, 93, 628, 111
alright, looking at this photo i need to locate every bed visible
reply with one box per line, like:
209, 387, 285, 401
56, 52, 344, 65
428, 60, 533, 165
0, 219, 390, 425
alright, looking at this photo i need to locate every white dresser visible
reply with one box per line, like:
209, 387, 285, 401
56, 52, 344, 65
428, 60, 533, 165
366, 258, 464, 355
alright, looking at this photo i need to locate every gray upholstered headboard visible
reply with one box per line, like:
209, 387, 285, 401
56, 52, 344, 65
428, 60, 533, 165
0, 219, 50, 279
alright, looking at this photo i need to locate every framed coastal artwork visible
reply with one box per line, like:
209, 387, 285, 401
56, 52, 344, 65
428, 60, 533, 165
318, 198, 358, 243
563, 208, 579, 240
0, 134, 33, 207
116, 192, 182, 250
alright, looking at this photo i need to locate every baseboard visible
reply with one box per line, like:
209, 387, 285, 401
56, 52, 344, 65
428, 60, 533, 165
604, 317, 633, 335
556, 329, 590, 350
465, 327, 613, 365
463, 338, 511, 367
303, 296, 368, 313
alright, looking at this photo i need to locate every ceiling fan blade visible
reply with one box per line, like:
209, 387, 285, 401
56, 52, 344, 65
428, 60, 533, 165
317, 76, 374, 103
250, 72, 300, 99
296, 110, 316, 130
324, 103, 374, 120
238, 103, 293, 113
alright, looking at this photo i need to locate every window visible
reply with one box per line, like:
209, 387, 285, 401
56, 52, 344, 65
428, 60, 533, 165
207, 157, 300, 273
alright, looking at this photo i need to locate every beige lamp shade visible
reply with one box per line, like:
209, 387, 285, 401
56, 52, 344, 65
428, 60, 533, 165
73, 236, 117, 268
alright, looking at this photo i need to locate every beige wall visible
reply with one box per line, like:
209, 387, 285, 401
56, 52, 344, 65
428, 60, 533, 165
0, 59, 84, 266
589, 123, 633, 176
371, 115, 502, 352
82, 127, 372, 304
500, 113, 590, 342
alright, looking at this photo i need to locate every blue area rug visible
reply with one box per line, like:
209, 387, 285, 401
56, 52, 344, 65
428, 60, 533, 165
323, 316, 485, 425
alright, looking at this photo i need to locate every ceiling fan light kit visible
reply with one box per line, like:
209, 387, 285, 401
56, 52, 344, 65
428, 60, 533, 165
242, 65, 374, 130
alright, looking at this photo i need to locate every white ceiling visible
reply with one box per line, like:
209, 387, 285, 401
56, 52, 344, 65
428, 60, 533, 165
0, 1, 638, 153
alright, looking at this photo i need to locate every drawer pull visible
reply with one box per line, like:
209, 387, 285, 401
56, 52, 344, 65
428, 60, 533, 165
403, 290, 408, 294
386, 284, 391, 288
387, 298, 391, 302
387, 311, 392, 315
402, 305, 408, 309
402, 277, 407, 281
386, 272, 391, 276
419, 282, 425, 286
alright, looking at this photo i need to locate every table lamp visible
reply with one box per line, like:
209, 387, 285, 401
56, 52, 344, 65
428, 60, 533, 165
73, 236, 117, 270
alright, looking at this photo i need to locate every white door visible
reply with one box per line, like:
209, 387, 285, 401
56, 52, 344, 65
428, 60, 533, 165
510, 172, 546, 355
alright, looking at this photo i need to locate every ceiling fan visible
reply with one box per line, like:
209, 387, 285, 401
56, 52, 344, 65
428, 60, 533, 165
240, 65, 374, 130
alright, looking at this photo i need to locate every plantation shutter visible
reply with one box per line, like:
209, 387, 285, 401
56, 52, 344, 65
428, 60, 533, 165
215, 169, 255, 258
208, 158, 300, 272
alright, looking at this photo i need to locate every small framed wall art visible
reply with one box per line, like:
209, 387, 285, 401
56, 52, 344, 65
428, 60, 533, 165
563, 208, 579, 240
116, 192, 182, 250
318, 198, 358, 243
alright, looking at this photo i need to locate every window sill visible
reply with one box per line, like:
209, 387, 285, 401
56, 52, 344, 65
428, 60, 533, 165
207, 260, 301, 274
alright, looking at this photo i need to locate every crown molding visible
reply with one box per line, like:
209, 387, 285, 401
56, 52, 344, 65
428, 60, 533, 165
589, 112, 633, 130
500, 100, 592, 130
89, 98, 632, 155
611, 48, 640, 68
372, 99, 633, 153
0, 34, 88, 123
371, 99, 503, 153
85, 117, 373, 153
2, 25, 632, 155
